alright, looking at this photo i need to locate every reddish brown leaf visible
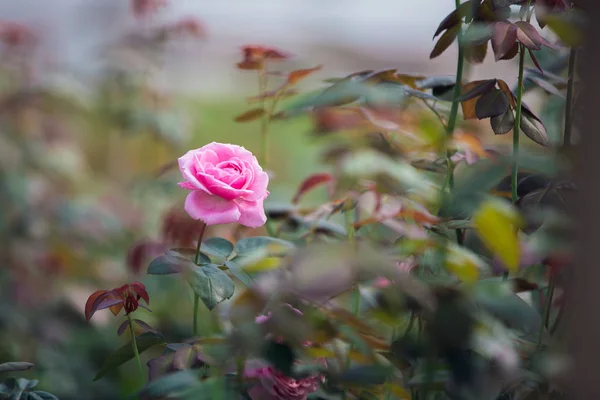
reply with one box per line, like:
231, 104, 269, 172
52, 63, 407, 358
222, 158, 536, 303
515, 21, 543, 50
430, 24, 460, 59
491, 21, 518, 61
110, 303, 124, 316
234, 108, 266, 122
131, 281, 150, 305
287, 65, 322, 85
500, 41, 519, 61
85, 290, 107, 321
457, 79, 497, 102
497, 80, 516, 108
292, 173, 335, 204
528, 48, 544, 75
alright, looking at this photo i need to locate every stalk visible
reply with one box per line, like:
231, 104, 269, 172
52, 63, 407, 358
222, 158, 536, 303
128, 314, 144, 379
192, 222, 207, 337
563, 47, 577, 147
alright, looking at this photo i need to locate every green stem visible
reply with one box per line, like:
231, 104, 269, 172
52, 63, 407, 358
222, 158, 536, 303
128, 314, 144, 379
512, 44, 526, 205
537, 271, 556, 350
563, 47, 577, 148
258, 70, 269, 168
193, 222, 207, 337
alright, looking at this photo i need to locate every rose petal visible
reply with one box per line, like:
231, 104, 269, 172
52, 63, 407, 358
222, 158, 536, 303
236, 198, 268, 228
184, 191, 241, 225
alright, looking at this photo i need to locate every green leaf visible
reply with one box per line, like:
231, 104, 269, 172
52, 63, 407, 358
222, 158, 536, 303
224, 260, 253, 286
201, 237, 234, 259
472, 279, 543, 334
187, 265, 235, 310
140, 370, 199, 398
0, 362, 34, 373
147, 251, 200, 275
31, 392, 58, 400
475, 89, 509, 119
335, 365, 393, 385
93, 332, 165, 381
233, 236, 295, 257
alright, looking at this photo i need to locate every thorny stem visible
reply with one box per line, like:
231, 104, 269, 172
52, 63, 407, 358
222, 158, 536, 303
563, 47, 577, 148
128, 314, 144, 380
193, 222, 207, 337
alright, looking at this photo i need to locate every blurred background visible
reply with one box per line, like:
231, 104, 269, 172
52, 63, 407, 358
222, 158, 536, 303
0, 1, 549, 399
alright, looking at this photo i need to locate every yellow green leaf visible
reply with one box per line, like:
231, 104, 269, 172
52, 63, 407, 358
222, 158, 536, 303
445, 242, 488, 284
472, 198, 523, 273
243, 256, 281, 273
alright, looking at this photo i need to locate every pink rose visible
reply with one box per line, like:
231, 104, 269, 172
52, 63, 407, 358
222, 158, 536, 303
177, 142, 269, 227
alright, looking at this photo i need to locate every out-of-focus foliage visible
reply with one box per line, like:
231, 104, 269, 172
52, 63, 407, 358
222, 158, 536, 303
0, 0, 579, 399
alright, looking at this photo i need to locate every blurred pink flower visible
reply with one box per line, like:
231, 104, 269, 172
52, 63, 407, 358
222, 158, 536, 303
177, 142, 269, 227
374, 257, 417, 288
245, 362, 323, 400
246, 305, 324, 400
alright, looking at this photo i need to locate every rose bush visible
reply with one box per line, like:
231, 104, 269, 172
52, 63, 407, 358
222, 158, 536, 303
177, 142, 269, 228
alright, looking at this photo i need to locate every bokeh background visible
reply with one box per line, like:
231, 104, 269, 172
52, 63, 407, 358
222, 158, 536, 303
0, 1, 555, 399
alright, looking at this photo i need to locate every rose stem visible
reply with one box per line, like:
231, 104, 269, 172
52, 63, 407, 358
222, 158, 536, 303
192, 222, 207, 337
127, 314, 144, 380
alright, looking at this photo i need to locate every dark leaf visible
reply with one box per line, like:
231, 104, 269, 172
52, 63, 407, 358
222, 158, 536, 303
292, 173, 335, 204
140, 370, 199, 398
30, 392, 58, 400
491, 21, 518, 61
0, 362, 34, 373
416, 76, 456, 90
134, 319, 158, 334
147, 250, 203, 275
475, 89, 510, 119
491, 0, 524, 8
234, 108, 266, 122
497, 79, 516, 107
187, 265, 235, 310
201, 237, 234, 259
515, 21, 543, 50
335, 365, 393, 385
262, 341, 295, 376
94, 332, 165, 381
521, 105, 550, 146
527, 76, 565, 98
490, 108, 515, 134
456, 79, 497, 102
430, 24, 460, 59
117, 320, 129, 336
528, 48, 544, 75
433, 1, 472, 38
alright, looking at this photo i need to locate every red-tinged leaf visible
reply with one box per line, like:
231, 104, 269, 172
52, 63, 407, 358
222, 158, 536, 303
515, 21, 543, 50
88, 290, 124, 320
237, 60, 262, 70
117, 320, 129, 336
457, 79, 497, 102
475, 89, 510, 119
528, 48, 544, 75
292, 173, 335, 204
234, 108, 266, 122
131, 281, 150, 305
109, 303, 124, 316
500, 41, 519, 60
430, 24, 460, 59
85, 290, 107, 321
288, 65, 322, 85
491, 21, 518, 61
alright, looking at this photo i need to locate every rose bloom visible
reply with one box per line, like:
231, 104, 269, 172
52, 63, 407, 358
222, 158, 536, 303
177, 142, 269, 228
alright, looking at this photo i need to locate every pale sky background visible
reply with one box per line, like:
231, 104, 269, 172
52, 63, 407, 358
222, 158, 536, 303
0, 0, 522, 96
